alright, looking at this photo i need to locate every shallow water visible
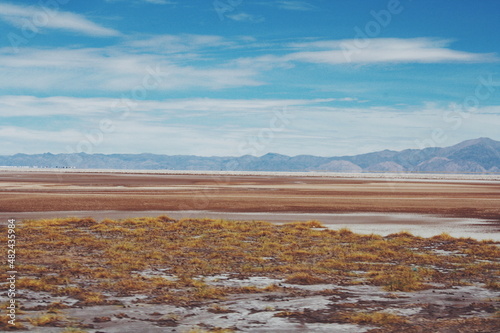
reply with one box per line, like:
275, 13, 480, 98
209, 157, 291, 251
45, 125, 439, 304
2, 210, 497, 241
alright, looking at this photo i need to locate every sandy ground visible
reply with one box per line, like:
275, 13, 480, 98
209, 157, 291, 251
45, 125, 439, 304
1, 170, 499, 239
1, 170, 500, 218
11, 281, 500, 333
1, 167, 499, 180
1, 170, 499, 332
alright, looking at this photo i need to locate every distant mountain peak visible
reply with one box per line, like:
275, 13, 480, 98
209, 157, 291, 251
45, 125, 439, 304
261, 152, 288, 158
1, 138, 499, 174
450, 137, 496, 149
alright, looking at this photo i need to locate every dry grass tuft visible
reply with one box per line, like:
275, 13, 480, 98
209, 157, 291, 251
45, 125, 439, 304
284, 272, 328, 285
341, 311, 407, 325
368, 267, 425, 292
8, 216, 499, 309
28, 314, 63, 327
485, 280, 500, 290
0, 315, 26, 331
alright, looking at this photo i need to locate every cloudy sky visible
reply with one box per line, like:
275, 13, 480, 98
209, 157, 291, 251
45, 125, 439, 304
0, 0, 499, 156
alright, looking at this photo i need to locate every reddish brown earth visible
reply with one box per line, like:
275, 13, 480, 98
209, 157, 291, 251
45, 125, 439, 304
1, 171, 499, 332
1, 171, 499, 221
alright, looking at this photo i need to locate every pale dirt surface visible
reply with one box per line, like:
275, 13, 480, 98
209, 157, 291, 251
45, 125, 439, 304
6, 280, 500, 332
1, 170, 499, 332
1, 167, 499, 181
2, 170, 499, 238
1, 170, 500, 221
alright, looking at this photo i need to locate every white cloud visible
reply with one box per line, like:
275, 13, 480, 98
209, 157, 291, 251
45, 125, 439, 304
0, 36, 494, 94
2, 95, 499, 156
275, 1, 316, 11
124, 34, 232, 53
226, 38, 497, 74
0, 126, 82, 143
0, 95, 115, 117
255, 1, 316, 12
0, 95, 343, 118
143, 0, 176, 4
227, 13, 265, 23
0, 3, 120, 37
106, 0, 177, 4
0, 45, 262, 92
285, 38, 497, 64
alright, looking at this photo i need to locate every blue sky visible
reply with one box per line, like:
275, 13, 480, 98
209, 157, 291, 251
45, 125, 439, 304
0, 0, 499, 156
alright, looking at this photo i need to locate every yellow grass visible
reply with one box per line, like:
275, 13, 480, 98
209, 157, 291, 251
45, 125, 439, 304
28, 314, 63, 326
2, 216, 498, 309
341, 311, 407, 325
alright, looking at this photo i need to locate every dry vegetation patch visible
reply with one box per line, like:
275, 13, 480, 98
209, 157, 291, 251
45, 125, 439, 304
1, 216, 499, 331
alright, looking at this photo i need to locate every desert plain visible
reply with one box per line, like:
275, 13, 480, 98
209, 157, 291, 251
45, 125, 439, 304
0, 169, 499, 332
1, 169, 500, 239
1, 169, 500, 217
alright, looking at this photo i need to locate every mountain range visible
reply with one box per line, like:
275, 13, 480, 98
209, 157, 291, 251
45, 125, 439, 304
1, 138, 499, 174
